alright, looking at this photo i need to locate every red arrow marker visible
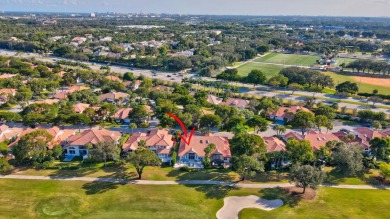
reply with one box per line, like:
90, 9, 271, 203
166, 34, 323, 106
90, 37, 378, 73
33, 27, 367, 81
166, 112, 195, 145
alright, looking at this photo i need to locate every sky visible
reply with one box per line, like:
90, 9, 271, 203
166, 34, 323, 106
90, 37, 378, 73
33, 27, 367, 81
2, 0, 390, 17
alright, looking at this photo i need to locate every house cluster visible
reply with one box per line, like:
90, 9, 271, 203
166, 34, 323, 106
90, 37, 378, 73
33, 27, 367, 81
0, 124, 232, 169
261, 127, 390, 155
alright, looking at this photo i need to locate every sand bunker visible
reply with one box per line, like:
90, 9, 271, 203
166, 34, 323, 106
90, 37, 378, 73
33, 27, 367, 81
216, 195, 283, 219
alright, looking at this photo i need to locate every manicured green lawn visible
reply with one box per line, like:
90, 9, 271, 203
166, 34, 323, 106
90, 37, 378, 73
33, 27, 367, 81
240, 187, 390, 219
237, 62, 284, 77
1, 179, 390, 218
14, 163, 241, 181
255, 53, 320, 66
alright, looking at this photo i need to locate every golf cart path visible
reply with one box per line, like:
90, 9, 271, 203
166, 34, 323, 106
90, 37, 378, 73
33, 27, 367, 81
1, 174, 389, 189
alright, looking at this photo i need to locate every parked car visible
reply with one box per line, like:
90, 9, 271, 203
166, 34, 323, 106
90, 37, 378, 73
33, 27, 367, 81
167, 75, 171, 77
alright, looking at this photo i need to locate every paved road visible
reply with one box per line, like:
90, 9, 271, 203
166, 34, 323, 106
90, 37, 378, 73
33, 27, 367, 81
1, 49, 389, 113
1, 174, 389, 190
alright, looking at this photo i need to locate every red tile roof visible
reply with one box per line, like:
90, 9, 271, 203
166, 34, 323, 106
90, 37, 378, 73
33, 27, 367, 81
263, 136, 286, 152
111, 108, 133, 120
73, 103, 90, 114
122, 129, 174, 151
99, 92, 129, 101
303, 132, 340, 151
105, 75, 122, 82
178, 134, 231, 158
220, 98, 249, 108
270, 106, 313, 120
65, 128, 121, 147
207, 94, 223, 105
53, 91, 68, 99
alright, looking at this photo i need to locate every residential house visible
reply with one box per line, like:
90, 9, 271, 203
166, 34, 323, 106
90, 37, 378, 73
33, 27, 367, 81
0, 88, 16, 104
73, 103, 90, 114
106, 75, 123, 82
122, 129, 174, 162
302, 132, 340, 151
124, 80, 142, 91
178, 134, 231, 168
149, 85, 170, 92
263, 136, 286, 152
283, 131, 340, 151
63, 128, 121, 159
99, 92, 129, 104
269, 106, 313, 122
220, 98, 250, 110
206, 94, 223, 105
0, 125, 23, 144
0, 74, 17, 79
71, 36, 87, 45
111, 108, 133, 124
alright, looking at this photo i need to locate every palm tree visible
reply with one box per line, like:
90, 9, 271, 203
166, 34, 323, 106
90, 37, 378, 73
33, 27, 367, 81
273, 125, 287, 136
138, 140, 147, 148
129, 123, 137, 134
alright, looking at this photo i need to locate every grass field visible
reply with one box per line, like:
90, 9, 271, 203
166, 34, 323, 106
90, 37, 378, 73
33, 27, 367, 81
237, 62, 284, 77
255, 53, 320, 66
1, 179, 390, 218
322, 71, 390, 95
240, 187, 390, 219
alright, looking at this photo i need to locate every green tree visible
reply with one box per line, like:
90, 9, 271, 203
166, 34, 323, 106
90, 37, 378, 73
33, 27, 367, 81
199, 114, 222, 132
314, 115, 329, 133
315, 105, 336, 119
273, 124, 287, 136
127, 148, 162, 179
12, 130, 53, 163
289, 164, 324, 194
288, 83, 303, 94
129, 123, 138, 134
370, 137, 390, 160
332, 143, 364, 176
88, 140, 120, 167
236, 155, 264, 181
0, 142, 8, 156
123, 72, 135, 81
0, 158, 13, 174
291, 111, 315, 135
203, 143, 216, 168
372, 120, 382, 130
336, 81, 359, 94
378, 162, 390, 180
230, 133, 266, 157
286, 139, 314, 164
244, 69, 267, 87
246, 116, 268, 133
130, 105, 149, 123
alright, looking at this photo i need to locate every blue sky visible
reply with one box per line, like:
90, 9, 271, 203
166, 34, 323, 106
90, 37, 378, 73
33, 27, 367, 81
2, 0, 390, 17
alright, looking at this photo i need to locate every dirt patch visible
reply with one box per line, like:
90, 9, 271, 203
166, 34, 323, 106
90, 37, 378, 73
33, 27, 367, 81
352, 76, 390, 87
282, 186, 317, 200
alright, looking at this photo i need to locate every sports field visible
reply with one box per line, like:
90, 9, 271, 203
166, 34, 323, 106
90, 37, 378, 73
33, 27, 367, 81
323, 71, 390, 95
255, 53, 320, 66
237, 62, 284, 77
1, 179, 390, 218
254, 53, 356, 67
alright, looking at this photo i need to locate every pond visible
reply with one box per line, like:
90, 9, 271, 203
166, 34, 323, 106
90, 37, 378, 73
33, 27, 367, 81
237, 87, 250, 93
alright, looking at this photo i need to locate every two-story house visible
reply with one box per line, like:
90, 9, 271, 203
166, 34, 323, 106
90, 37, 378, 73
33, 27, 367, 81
122, 129, 174, 162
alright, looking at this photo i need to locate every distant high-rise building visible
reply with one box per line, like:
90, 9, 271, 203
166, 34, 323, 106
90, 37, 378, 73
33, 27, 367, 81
90, 13, 96, 18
